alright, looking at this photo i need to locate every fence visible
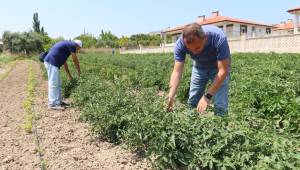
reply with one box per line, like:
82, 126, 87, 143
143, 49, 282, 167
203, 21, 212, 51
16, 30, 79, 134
120, 34, 300, 54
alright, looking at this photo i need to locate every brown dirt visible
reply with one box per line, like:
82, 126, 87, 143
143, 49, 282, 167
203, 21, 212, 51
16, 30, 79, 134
0, 60, 151, 170
0, 65, 9, 76
0, 60, 40, 170
0, 68, 5, 75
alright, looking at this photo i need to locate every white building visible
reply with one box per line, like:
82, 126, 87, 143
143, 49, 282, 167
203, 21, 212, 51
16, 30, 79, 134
162, 11, 273, 43
273, 7, 300, 35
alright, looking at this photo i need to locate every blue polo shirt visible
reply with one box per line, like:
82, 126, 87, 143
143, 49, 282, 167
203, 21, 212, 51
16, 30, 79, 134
44, 41, 76, 68
174, 25, 231, 69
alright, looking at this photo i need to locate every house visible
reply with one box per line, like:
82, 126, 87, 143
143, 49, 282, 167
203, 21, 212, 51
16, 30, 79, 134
273, 19, 298, 35
149, 30, 163, 36
161, 11, 274, 43
273, 7, 300, 35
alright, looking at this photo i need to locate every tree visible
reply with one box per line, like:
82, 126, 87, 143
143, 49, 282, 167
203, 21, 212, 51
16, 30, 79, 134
118, 36, 129, 47
129, 34, 162, 46
97, 30, 119, 48
33, 12, 47, 36
33, 13, 41, 33
41, 26, 46, 35
74, 34, 97, 48
41, 35, 64, 51
2, 31, 43, 54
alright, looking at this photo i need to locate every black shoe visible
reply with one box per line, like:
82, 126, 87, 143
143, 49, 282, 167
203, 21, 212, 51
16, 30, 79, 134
60, 101, 70, 106
48, 105, 65, 111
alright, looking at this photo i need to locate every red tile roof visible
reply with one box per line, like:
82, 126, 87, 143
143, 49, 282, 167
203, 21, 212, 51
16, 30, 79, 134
287, 7, 300, 13
273, 21, 300, 31
163, 15, 272, 33
199, 15, 271, 27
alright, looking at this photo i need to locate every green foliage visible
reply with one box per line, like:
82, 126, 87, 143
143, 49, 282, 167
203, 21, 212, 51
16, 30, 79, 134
39, 34, 52, 51
83, 30, 164, 48
63, 78, 78, 98
130, 34, 162, 46
41, 26, 45, 35
33, 12, 41, 33
61, 52, 300, 169
0, 60, 16, 81
1, 12, 59, 54
0, 54, 14, 63
2, 31, 43, 54
40, 35, 64, 51
97, 30, 119, 48
33, 12, 47, 36
118, 36, 129, 47
74, 34, 97, 48
23, 65, 36, 133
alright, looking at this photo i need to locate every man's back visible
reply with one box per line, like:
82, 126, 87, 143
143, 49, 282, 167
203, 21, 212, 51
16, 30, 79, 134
44, 41, 76, 68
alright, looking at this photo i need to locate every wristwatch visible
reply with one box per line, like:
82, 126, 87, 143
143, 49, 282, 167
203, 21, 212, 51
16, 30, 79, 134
204, 93, 213, 100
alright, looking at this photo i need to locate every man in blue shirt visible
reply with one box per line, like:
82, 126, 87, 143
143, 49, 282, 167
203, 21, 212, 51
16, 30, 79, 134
167, 23, 230, 116
44, 40, 82, 110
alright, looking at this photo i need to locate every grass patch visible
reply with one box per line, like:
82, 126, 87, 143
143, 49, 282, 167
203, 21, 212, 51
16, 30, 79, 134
22, 64, 36, 133
0, 61, 16, 81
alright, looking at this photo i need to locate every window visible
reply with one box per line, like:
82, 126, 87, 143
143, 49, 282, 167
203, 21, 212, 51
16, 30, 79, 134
226, 24, 234, 37
240, 25, 247, 34
266, 28, 271, 34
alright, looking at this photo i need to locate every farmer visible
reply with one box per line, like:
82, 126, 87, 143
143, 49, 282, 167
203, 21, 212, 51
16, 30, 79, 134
112, 48, 116, 55
166, 23, 230, 116
44, 40, 82, 110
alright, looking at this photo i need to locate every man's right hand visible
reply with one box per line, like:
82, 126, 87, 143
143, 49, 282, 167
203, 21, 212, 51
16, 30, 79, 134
166, 97, 175, 112
166, 61, 184, 112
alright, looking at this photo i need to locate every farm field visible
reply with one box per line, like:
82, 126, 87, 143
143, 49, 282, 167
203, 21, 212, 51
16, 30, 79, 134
2, 1, 300, 169
60, 52, 300, 169
0, 59, 150, 170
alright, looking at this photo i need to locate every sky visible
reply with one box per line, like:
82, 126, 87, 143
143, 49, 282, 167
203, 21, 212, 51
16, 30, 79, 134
0, 0, 299, 39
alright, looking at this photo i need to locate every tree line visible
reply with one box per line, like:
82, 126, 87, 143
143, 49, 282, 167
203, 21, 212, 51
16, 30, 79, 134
1, 12, 168, 55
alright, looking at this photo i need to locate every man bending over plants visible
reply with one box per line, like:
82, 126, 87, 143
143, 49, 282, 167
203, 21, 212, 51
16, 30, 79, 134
43, 40, 82, 110
167, 23, 230, 116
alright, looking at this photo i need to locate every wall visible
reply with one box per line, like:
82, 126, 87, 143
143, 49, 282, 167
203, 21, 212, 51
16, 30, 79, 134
120, 34, 300, 54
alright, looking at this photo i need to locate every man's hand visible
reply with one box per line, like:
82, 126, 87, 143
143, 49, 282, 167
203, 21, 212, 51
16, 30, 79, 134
197, 96, 211, 113
71, 53, 81, 78
166, 97, 175, 112
167, 61, 184, 112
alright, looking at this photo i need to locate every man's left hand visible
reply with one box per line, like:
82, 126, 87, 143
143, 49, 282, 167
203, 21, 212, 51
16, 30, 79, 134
197, 96, 211, 113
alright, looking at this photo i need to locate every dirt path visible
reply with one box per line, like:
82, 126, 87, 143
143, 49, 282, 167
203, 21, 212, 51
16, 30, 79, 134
0, 60, 40, 170
0, 60, 151, 170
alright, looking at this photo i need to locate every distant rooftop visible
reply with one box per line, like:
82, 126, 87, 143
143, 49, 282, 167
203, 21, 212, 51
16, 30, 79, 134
162, 11, 273, 34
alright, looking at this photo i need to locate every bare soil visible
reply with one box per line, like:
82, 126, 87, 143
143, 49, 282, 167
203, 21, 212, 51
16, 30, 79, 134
0, 60, 151, 170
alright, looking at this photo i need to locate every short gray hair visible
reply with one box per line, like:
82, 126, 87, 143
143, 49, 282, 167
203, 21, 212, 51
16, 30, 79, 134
182, 23, 205, 44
